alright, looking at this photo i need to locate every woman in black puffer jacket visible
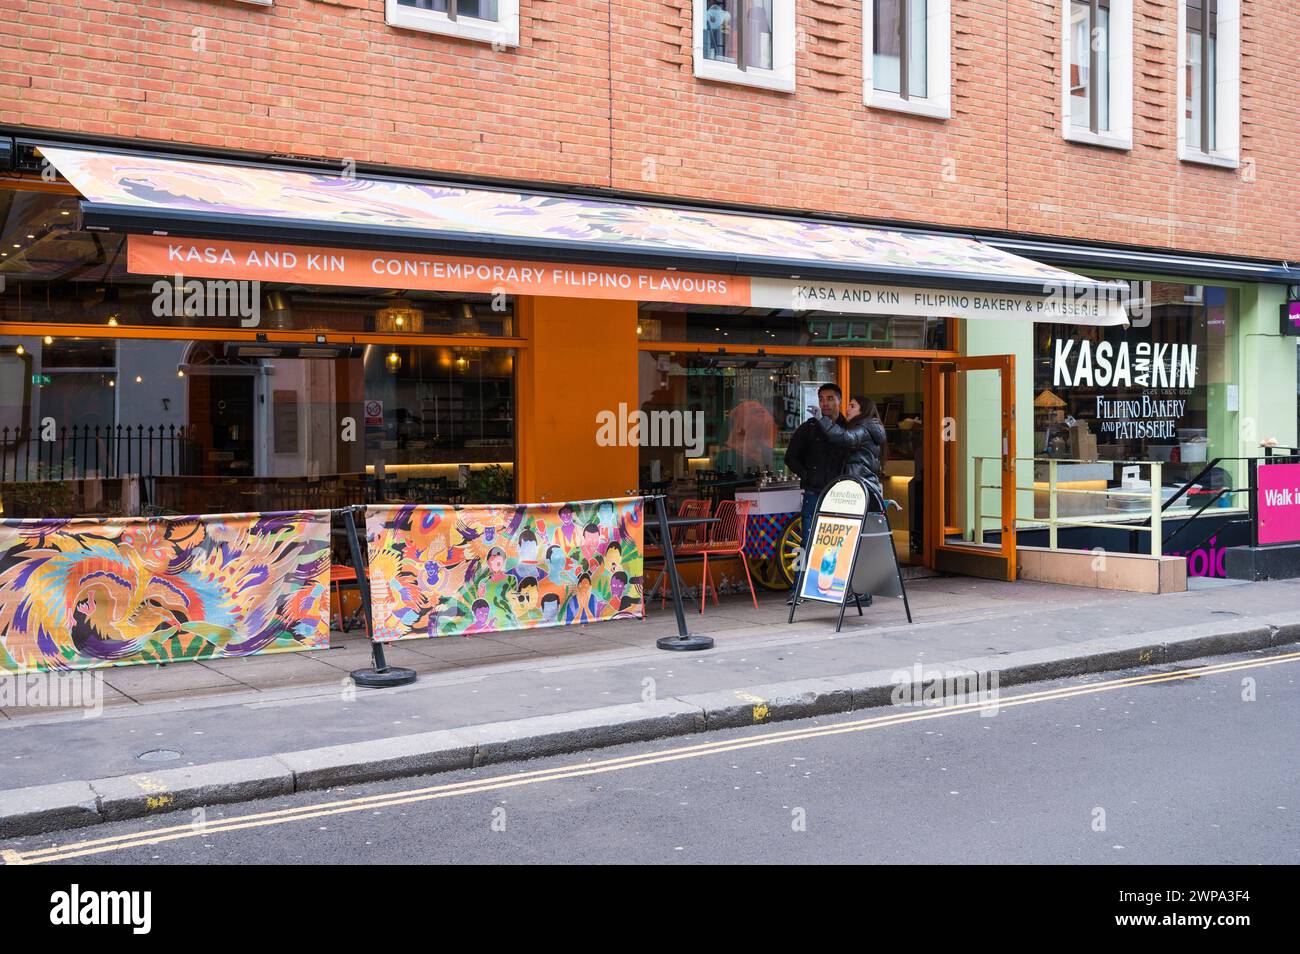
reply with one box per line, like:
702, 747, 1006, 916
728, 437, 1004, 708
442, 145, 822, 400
811, 395, 887, 509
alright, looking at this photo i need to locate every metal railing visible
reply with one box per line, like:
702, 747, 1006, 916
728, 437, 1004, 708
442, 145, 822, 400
1140, 447, 1299, 554
975, 450, 1300, 559
0, 424, 202, 482
974, 457, 1170, 556
1144, 455, 1252, 555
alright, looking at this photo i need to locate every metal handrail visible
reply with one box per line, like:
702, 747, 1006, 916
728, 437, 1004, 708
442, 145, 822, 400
972, 456, 1167, 556
1160, 488, 1251, 553
1160, 455, 1236, 513
1151, 447, 1299, 551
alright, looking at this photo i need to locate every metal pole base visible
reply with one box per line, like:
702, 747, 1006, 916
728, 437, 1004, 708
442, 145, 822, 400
656, 634, 715, 652
350, 666, 418, 688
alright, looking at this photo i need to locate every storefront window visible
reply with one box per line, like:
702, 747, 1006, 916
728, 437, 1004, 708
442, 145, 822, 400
0, 334, 516, 518
638, 351, 835, 492
638, 304, 948, 351
0, 269, 514, 338
0, 189, 517, 518
1033, 281, 1236, 501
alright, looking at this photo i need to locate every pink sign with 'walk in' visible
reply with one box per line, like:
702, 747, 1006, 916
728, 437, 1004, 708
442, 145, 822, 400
1256, 463, 1300, 545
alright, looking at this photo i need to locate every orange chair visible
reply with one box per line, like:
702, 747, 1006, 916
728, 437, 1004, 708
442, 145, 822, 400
672, 499, 713, 555
646, 498, 711, 609
700, 498, 756, 612
330, 564, 359, 632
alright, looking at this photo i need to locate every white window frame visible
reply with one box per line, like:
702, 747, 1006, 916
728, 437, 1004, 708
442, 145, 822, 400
1177, 0, 1240, 168
386, 0, 519, 48
693, 0, 796, 93
862, 0, 951, 120
1060, 0, 1133, 151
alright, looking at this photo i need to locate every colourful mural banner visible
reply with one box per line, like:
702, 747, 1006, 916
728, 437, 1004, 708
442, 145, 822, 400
365, 499, 645, 640
0, 511, 332, 675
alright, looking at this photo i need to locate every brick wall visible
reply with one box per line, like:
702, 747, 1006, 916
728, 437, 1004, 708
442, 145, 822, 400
4, 0, 1297, 259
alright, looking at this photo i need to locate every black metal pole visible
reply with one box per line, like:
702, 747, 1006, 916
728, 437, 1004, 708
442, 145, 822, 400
653, 494, 713, 652
1248, 457, 1260, 548
342, 505, 416, 687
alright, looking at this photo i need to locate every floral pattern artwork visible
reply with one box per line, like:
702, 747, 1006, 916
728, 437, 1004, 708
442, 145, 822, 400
365, 499, 644, 640
44, 147, 1083, 284
0, 511, 332, 674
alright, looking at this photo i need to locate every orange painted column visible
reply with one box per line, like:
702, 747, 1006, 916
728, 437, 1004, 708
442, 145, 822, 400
516, 296, 640, 503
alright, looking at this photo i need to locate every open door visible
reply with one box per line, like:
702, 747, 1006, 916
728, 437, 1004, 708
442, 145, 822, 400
924, 355, 1017, 581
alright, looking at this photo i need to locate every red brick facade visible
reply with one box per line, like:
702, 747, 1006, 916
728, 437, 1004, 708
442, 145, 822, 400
4, 0, 1297, 259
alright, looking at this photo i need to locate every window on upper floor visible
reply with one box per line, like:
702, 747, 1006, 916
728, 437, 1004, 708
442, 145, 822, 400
694, 0, 795, 93
1061, 0, 1132, 149
1179, 0, 1240, 167
386, 0, 519, 47
1185, 0, 1217, 152
1069, 1, 1109, 131
863, 0, 950, 119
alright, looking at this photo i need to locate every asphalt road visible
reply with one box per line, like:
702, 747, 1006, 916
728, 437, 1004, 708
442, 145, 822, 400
4, 649, 1297, 865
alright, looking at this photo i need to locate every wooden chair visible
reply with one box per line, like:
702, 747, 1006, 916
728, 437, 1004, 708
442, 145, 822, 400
700, 498, 756, 612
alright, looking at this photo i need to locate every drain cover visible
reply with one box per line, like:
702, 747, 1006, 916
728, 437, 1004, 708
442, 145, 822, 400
137, 748, 183, 762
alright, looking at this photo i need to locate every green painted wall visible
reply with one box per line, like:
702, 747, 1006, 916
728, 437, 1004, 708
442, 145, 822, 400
1237, 284, 1296, 463
959, 320, 1035, 540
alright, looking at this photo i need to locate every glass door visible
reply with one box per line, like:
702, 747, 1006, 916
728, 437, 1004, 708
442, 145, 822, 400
846, 357, 924, 565
926, 354, 1017, 581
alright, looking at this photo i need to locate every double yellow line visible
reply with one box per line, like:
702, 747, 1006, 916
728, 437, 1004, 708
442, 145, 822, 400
6, 650, 1298, 865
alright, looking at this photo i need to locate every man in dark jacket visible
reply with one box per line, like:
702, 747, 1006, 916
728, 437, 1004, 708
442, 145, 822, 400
784, 383, 847, 557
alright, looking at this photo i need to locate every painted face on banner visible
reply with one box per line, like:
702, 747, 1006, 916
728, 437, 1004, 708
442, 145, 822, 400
515, 580, 540, 613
